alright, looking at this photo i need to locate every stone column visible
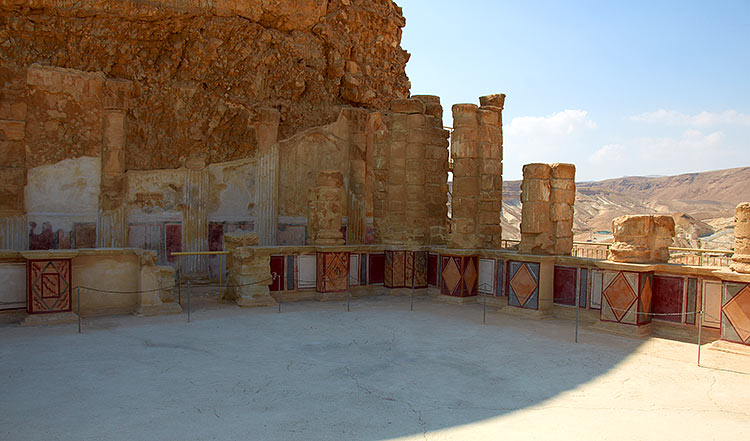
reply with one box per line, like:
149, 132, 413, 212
448, 95, 505, 250
255, 108, 281, 246
413, 95, 450, 245
0, 89, 27, 250
731, 203, 750, 273
371, 113, 391, 244
308, 170, 346, 245
519, 163, 575, 255
98, 78, 132, 248
608, 215, 675, 263
449, 103, 480, 249
182, 156, 209, 274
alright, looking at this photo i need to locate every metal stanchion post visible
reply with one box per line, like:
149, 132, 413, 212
177, 257, 181, 305
410, 272, 415, 311
346, 271, 350, 312
482, 288, 487, 325
219, 254, 223, 299
187, 280, 191, 323
698, 310, 704, 366
576, 302, 580, 343
77, 286, 81, 334
276, 273, 281, 313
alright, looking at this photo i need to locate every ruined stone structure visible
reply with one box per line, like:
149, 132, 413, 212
608, 215, 676, 263
731, 202, 750, 273
307, 170, 346, 246
519, 163, 576, 255
223, 231, 275, 307
448, 95, 505, 249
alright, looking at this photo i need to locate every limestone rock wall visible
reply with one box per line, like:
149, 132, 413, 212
519, 163, 575, 255
731, 203, 750, 273
608, 215, 675, 263
0, 0, 410, 170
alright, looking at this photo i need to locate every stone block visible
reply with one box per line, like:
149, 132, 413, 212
0, 168, 25, 187
0, 101, 26, 120
521, 202, 551, 234
453, 197, 477, 218
477, 211, 498, 225
405, 142, 425, 159
735, 203, 750, 238
453, 158, 480, 177
478, 125, 502, 144
521, 178, 550, 202
482, 160, 502, 175
554, 218, 574, 238
554, 236, 574, 255
550, 178, 575, 191
523, 163, 551, 179
454, 218, 476, 234
479, 94, 506, 109
551, 163, 576, 179
477, 108, 500, 126
0, 120, 25, 141
550, 187, 575, 205
550, 203, 573, 221
452, 176, 479, 197
406, 113, 426, 128
0, 141, 25, 167
609, 215, 674, 263
390, 140, 406, 158
451, 104, 479, 128
391, 98, 426, 114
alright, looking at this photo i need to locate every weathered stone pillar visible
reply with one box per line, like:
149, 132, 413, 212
98, 78, 132, 248
450, 103, 480, 249
224, 232, 275, 307
182, 155, 209, 274
519, 163, 575, 255
255, 108, 281, 246
412, 95, 450, 245
308, 170, 345, 245
343, 108, 369, 245
136, 250, 182, 316
731, 203, 750, 273
0, 86, 27, 250
448, 94, 505, 250
608, 215, 675, 263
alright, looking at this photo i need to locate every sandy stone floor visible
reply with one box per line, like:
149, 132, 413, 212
1, 293, 748, 441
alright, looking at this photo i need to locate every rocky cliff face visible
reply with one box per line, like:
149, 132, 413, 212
0, 0, 410, 169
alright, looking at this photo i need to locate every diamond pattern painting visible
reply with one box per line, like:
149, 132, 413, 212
722, 283, 750, 345
507, 261, 539, 309
27, 259, 72, 314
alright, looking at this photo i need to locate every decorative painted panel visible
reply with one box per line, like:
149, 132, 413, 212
360, 253, 367, 285
296, 254, 316, 289
349, 254, 360, 286
600, 270, 653, 326
269, 255, 284, 291
286, 255, 295, 290
721, 282, 750, 345
368, 253, 385, 285
506, 261, 540, 309
385, 250, 427, 289
686, 278, 698, 325
316, 251, 349, 293
590, 270, 603, 309
495, 260, 504, 297
478, 258, 495, 294
579, 268, 588, 308
703, 281, 722, 328
428, 254, 438, 286
440, 255, 479, 297
553, 266, 577, 306
165, 223, 182, 263
27, 259, 72, 314
652, 275, 683, 323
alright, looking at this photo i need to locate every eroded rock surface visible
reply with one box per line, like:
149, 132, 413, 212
0, 0, 410, 169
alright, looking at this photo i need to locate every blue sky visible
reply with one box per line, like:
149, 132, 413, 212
398, 0, 750, 180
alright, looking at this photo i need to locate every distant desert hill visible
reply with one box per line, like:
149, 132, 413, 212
501, 166, 750, 249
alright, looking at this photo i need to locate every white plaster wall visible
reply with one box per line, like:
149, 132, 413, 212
125, 168, 185, 223
25, 156, 101, 231
0, 262, 26, 309
208, 158, 256, 223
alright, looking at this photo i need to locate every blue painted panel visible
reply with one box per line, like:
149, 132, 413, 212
496, 260, 504, 297
286, 255, 295, 290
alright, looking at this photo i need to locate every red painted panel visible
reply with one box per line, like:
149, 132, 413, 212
165, 224, 182, 263
652, 275, 683, 323
368, 253, 385, 284
428, 254, 438, 286
554, 266, 577, 306
269, 255, 285, 291
29, 222, 54, 250
208, 222, 224, 251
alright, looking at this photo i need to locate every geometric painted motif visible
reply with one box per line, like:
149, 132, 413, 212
27, 259, 72, 314
507, 261, 539, 309
384, 250, 428, 289
601, 271, 639, 324
440, 255, 478, 297
722, 283, 750, 345
638, 272, 653, 325
316, 251, 349, 293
